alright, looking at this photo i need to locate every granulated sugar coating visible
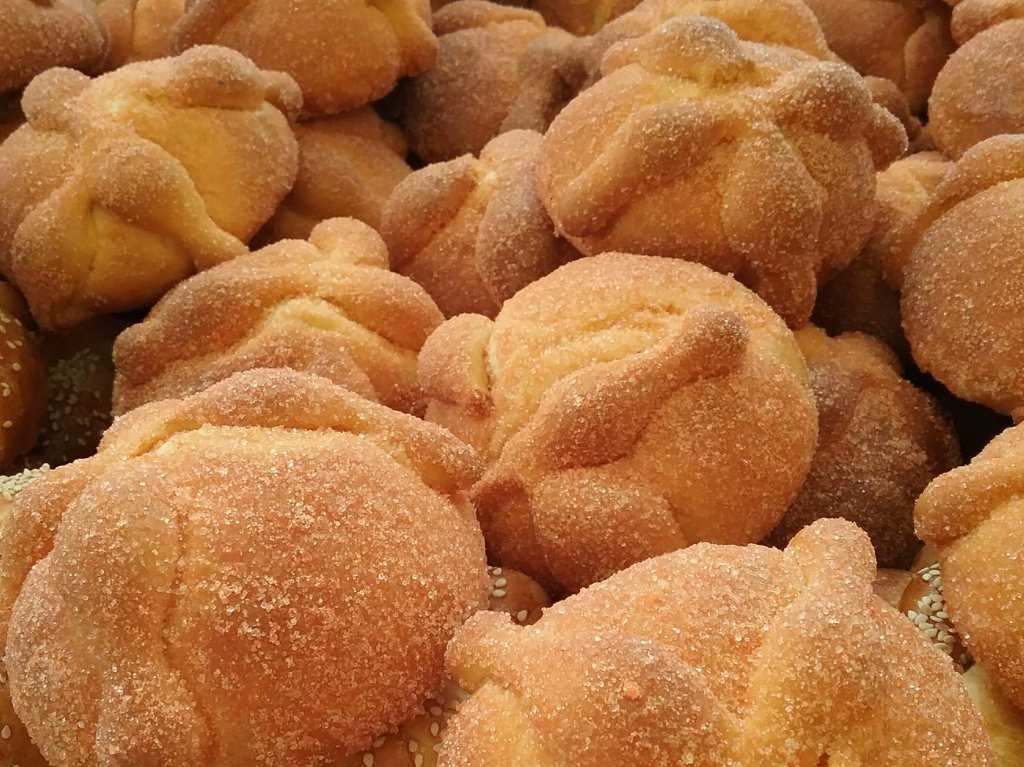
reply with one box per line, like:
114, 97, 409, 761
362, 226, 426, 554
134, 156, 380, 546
900, 135, 1024, 419
265, 109, 412, 241
0, 369, 490, 767
916, 421, 1024, 713
419, 254, 818, 593
0, 0, 107, 93
442, 519, 996, 765
382, 130, 576, 318
768, 327, 959, 567
113, 218, 443, 416
536, 15, 907, 326
172, 0, 438, 115
0, 45, 301, 330
929, 2, 1024, 157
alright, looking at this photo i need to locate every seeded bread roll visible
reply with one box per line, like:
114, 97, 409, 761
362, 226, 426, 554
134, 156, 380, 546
929, 0, 1024, 156
0, 0, 107, 94
443, 519, 996, 765
0, 46, 301, 330
803, 0, 954, 113
382, 130, 576, 318
265, 109, 411, 241
113, 218, 443, 415
916, 421, 1024, 712
96, 0, 186, 68
173, 0, 438, 115
33, 318, 123, 467
0, 369, 489, 767
768, 327, 959, 567
419, 254, 818, 593
900, 135, 1024, 418
536, 16, 906, 326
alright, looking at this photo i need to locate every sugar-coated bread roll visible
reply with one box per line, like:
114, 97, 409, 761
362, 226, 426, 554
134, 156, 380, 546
570, 0, 835, 88
0, 0, 107, 93
264, 109, 411, 241
900, 135, 1024, 418
768, 327, 959, 566
916, 421, 1024, 711
0, 46, 301, 331
803, 0, 954, 113
443, 520, 996, 765
382, 130, 576, 318
419, 254, 818, 593
812, 151, 951, 355
113, 218, 443, 415
537, 16, 907, 326
0, 369, 489, 767
964, 664, 1024, 767
494, 0, 836, 150
173, 0, 437, 115
930, 1, 1024, 157
400, 1, 574, 162
96, 0, 186, 68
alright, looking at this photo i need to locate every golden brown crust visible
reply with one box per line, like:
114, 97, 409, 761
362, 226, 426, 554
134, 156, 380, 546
0, 46, 301, 330
537, 16, 907, 326
265, 109, 411, 241
113, 218, 443, 415
578, 0, 835, 78
769, 327, 959, 567
382, 130, 576, 318
915, 422, 1024, 711
173, 0, 438, 114
443, 519, 996, 765
901, 135, 1024, 417
96, 0, 186, 68
419, 254, 818, 593
399, 1, 568, 162
804, 0, 953, 113
929, 15, 1024, 157
0, 368, 489, 766
0, 0, 108, 93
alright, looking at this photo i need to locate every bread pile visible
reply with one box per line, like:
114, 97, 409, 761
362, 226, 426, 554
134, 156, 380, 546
0, 0, 1021, 764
